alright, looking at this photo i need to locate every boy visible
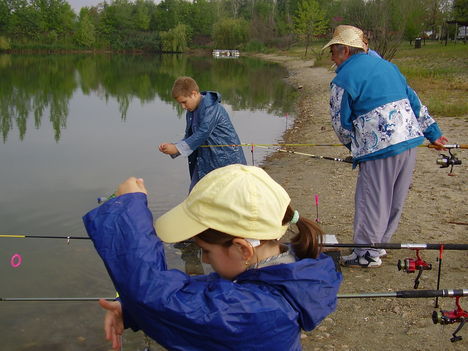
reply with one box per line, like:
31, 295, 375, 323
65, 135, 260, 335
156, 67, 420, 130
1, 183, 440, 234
159, 76, 246, 191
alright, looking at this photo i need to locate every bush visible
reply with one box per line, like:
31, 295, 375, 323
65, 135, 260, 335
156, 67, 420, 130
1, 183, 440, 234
244, 40, 266, 52
0, 36, 10, 50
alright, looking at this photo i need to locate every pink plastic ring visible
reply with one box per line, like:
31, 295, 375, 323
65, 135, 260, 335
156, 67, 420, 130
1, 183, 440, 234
10, 253, 22, 268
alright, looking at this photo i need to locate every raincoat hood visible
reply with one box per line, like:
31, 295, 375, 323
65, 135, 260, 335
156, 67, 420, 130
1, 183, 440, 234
235, 256, 340, 331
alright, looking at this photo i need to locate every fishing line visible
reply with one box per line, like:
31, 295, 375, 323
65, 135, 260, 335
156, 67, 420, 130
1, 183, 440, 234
198, 143, 467, 149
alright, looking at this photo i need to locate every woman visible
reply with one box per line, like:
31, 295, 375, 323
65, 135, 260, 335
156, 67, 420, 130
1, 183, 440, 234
83, 164, 342, 351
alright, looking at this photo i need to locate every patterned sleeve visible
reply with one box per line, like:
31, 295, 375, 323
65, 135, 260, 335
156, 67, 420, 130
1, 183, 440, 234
330, 83, 352, 147
406, 86, 442, 142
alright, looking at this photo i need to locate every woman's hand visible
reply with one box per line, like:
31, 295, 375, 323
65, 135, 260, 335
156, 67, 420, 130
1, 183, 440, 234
99, 299, 124, 350
431, 136, 448, 150
116, 177, 147, 196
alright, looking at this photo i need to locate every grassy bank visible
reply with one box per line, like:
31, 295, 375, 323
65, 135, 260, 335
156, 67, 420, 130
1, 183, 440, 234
272, 41, 467, 118
393, 42, 468, 118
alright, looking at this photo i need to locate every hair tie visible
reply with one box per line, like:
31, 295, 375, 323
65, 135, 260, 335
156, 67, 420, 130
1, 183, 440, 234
290, 210, 300, 224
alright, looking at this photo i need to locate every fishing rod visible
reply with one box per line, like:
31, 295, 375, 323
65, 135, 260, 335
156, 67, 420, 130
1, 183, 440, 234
4, 236, 468, 249
0, 234, 89, 244
0, 297, 113, 301
337, 288, 468, 299
2, 289, 465, 302
322, 243, 468, 250
3, 291, 466, 344
338, 289, 468, 342
323, 242, 468, 292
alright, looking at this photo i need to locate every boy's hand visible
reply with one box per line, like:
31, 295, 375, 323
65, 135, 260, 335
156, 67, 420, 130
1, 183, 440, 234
116, 177, 147, 196
159, 143, 179, 155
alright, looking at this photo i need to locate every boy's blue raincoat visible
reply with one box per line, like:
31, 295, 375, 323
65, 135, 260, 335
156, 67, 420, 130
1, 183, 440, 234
182, 91, 246, 181
83, 193, 342, 351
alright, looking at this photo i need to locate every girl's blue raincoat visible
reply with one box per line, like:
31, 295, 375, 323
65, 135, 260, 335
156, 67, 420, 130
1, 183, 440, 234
83, 193, 342, 351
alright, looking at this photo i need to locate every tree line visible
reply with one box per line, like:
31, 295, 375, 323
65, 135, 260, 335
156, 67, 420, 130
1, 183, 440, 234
0, 0, 466, 55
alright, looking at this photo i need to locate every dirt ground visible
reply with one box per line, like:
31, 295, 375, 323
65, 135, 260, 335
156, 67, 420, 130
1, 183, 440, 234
255, 53, 468, 351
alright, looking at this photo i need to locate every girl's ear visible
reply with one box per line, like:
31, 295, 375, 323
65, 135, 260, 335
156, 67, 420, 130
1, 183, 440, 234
232, 238, 254, 261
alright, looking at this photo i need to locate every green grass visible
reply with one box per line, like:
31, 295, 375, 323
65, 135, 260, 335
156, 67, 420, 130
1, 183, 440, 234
284, 40, 468, 117
393, 41, 468, 117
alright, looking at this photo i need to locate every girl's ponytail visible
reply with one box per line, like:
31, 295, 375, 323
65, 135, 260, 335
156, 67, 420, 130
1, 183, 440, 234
283, 205, 323, 259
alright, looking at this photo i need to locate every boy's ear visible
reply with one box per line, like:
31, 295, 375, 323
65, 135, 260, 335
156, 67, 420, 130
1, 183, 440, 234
232, 238, 254, 260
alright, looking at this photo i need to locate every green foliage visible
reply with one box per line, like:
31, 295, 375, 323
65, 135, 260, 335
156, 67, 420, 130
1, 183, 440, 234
294, 0, 327, 56
75, 11, 96, 48
212, 18, 249, 48
453, 0, 468, 22
0, 0, 460, 53
0, 35, 9, 49
244, 39, 266, 52
160, 23, 190, 52
134, 0, 151, 31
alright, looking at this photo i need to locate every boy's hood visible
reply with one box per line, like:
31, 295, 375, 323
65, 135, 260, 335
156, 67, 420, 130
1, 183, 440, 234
200, 91, 221, 107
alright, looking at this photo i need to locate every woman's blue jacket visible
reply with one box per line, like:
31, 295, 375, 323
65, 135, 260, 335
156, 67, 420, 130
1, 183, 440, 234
83, 193, 342, 351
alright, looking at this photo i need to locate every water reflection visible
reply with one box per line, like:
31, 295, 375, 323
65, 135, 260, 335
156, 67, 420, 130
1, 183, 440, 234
0, 53, 296, 351
173, 241, 205, 276
0, 54, 296, 143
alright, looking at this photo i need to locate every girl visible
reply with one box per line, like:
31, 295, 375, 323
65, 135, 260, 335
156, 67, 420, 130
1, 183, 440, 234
84, 164, 342, 351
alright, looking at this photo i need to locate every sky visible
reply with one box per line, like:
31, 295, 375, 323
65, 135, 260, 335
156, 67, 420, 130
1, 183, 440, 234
68, 0, 105, 12
67, 1, 160, 13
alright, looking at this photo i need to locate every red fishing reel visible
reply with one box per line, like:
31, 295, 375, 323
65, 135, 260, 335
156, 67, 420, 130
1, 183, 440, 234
397, 249, 432, 289
432, 296, 468, 342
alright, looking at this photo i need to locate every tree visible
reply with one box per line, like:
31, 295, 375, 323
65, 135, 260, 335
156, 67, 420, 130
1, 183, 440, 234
402, 0, 426, 44
212, 17, 249, 48
160, 23, 189, 52
75, 9, 96, 47
133, 0, 151, 31
453, 0, 468, 21
294, 0, 328, 56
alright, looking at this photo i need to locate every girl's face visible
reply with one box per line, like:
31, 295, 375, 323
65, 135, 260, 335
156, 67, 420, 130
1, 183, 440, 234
194, 238, 247, 280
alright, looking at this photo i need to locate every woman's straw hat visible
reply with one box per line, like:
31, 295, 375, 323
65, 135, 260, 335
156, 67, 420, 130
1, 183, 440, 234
322, 25, 366, 51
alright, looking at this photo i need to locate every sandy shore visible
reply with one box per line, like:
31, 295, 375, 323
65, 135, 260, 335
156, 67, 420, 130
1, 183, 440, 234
255, 53, 468, 351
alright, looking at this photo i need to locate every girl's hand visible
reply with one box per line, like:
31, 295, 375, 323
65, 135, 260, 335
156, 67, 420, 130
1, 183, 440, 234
116, 177, 147, 196
99, 299, 124, 351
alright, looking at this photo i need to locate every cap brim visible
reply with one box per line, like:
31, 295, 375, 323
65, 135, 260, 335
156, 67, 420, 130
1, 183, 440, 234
155, 201, 208, 243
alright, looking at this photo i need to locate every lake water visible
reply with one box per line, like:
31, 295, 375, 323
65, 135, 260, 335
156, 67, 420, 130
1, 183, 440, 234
0, 53, 297, 350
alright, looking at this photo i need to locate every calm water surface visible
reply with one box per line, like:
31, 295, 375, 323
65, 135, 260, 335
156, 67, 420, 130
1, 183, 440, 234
0, 53, 296, 350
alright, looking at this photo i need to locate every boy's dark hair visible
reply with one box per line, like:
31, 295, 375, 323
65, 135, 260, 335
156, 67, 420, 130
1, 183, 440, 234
172, 77, 200, 99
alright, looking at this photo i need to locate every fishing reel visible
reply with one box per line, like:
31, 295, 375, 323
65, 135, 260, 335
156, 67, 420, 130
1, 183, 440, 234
397, 249, 432, 289
436, 149, 462, 176
432, 296, 468, 342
